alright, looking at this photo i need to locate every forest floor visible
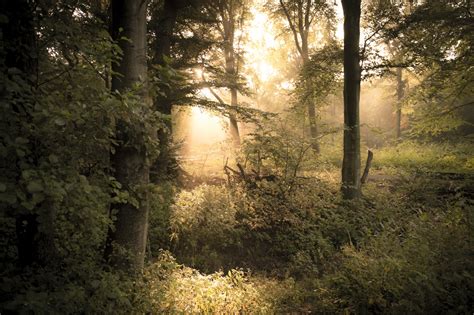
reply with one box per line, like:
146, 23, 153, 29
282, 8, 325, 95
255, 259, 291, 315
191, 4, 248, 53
144, 143, 473, 313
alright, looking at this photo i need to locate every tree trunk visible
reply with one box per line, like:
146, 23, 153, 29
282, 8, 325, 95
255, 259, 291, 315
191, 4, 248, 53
105, 0, 150, 273
222, 2, 241, 147
396, 67, 404, 139
307, 101, 320, 153
229, 87, 241, 147
224, 50, 241, 147
341, 0, 361, 200
302, 35, 319, 153
150, 0, 181, 180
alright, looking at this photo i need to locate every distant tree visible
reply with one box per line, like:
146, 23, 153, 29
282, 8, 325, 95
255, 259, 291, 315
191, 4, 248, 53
341, 0, 361, 200
270, 0, 333, 153
391, 0, 473, 136
209, 0, 250, 147
365, 0, 473, 137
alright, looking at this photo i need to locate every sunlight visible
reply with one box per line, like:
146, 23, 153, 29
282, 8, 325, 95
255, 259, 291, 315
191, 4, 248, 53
244, 6, 280, 84
254, 61, 276, 82
188, 106, 227, 146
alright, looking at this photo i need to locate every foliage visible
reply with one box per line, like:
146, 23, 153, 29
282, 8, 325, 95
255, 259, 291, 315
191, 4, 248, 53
296, 42, 343, 108
148, 182, 176, 255
168, 184, 244, 271
168, 176, 379, 277
372, 140, 474, 173
364, 0, 474, 135
0, 0, 158, 312
144, 250, 294, 314
312, 182, 473, 314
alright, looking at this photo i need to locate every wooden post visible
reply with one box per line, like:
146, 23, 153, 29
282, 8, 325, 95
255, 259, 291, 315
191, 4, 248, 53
360, 150, 373, 185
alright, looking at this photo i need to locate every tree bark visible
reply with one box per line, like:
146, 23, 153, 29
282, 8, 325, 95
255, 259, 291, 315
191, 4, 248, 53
229, 88, 241, 147
396, 67, 404, 139
341, 0, 361, 200
307, 99, 320, 153
105, 0, 150, 273
222, 2, 241, 147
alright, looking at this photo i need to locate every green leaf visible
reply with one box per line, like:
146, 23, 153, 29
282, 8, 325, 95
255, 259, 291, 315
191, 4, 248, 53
0, 192, 16, 204
0, 14, 9, 24
26, 181, 43, 193
48, 154, 59, 164
15, 137, 29, 144
0, 183, 6, 192
54, 117, 66, 126
16, 149, 25, 158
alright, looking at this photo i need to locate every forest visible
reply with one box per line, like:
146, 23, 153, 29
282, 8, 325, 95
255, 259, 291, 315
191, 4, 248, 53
0, 0, 473, 313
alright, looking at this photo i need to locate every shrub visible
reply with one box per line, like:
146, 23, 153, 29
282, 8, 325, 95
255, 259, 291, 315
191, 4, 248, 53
311, 187, 474, 314
144, 251, 294, 314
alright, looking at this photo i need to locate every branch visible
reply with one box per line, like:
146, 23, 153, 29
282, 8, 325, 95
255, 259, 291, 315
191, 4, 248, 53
280, 0, 303, 56
201, 70, 226, 104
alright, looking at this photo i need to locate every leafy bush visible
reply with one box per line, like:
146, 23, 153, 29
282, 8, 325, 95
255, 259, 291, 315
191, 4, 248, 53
169, 184, 245, 271
144, 251, 294, 314
309, 178, 474, 314
168, 178, 377, 277
148, 182, 176, 255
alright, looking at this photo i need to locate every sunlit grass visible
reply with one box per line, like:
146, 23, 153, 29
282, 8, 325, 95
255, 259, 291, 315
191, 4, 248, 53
144, 252, 294, 314
373, 141, 474, 173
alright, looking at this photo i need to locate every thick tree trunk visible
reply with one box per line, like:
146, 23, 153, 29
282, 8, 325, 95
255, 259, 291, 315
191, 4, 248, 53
105, 0, 150, 273
229, 88, 241, 147
396, 67, 404, 139
225, 82, 241, 148
341, 0, 361, 200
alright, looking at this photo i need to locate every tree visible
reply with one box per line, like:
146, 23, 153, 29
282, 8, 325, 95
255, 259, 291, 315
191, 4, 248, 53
149, 0, 192, 179
364, 0, 473, 137
395, 66, 405, 138
212, 0, 248, 147
104, 0, 151, 273
341, 0, 361, 200
0, 0, 42, 266
273, 0, 333, 153
393, 1, 473, 136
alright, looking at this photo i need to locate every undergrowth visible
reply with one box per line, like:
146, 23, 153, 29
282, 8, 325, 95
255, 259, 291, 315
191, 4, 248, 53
157, 162, 473, 313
